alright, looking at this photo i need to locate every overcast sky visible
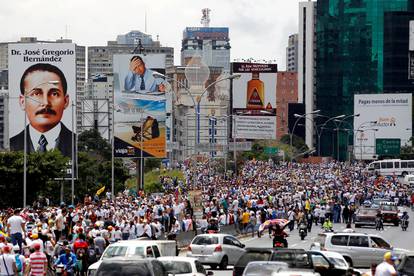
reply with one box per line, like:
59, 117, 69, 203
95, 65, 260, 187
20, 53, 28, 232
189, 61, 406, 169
1, 0, 303, 69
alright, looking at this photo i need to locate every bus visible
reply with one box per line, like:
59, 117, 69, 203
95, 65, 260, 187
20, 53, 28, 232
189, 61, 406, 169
367, 159, 414, 176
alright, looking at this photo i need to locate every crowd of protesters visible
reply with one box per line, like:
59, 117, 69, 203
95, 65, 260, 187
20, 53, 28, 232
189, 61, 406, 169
0, 159, 413, 275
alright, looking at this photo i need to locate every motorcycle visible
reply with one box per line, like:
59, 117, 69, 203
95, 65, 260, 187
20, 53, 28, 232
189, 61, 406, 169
273, 235, 288, 248
401, 219, 409, 231
299, 228, 307, 240
55, 264, 74, 276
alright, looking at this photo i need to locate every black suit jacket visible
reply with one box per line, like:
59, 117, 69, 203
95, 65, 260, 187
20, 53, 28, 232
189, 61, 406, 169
10, 123, 76, 158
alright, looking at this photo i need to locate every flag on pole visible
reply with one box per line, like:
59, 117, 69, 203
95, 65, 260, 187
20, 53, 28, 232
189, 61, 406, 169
96, 186, 106, 196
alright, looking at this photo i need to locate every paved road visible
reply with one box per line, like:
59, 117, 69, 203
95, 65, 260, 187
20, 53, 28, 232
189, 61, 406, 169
186, 208, 414, 276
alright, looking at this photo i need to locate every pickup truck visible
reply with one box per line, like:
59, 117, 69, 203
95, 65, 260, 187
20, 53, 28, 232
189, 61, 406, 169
87, 240, 176, 276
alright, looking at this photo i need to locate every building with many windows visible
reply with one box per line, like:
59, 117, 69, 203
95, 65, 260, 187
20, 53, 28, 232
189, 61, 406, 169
286, 34, 299, 72
181, 27, 231, 72
315, 0, 414, 160
298, 1, 317, 149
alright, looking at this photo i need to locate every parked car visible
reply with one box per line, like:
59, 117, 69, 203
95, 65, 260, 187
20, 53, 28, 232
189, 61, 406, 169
186, 234, 245, 270
310, 232, 408, 268
310, 250, 362, 276
397, 252, 414, 276
354, 208, 377, 228
233, 248, 345, 276
242, 261, 289, 276
370, 197, 391, 209
402, 174, 414, 188
88, 240, 176, 275
379, 203, 400, 226
95, 257, 167, 276
233, 248, 313, 276
271, 271, 320, 276
158, 256, 213, 276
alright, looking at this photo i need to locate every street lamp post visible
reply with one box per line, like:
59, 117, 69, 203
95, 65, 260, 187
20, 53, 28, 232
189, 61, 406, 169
23, 80, 60, 207
195, 74, 241, 146
291, 110, 320, 150
315, 114, 345, 157
353, 121, 377, 161
333, 114, 360, 161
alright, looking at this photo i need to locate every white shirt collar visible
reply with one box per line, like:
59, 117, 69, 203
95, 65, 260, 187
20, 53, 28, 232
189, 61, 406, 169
29, 123, 62, 151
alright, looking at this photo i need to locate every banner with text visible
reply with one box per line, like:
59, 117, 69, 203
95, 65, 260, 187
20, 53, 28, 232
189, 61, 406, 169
8, 43, 76, 161
354, 93, 412, 160
231, 62, 277, 139
234, 116, 276, 140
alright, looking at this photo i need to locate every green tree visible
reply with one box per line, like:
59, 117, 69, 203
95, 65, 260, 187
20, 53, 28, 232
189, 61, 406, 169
0, 150, 68, 208
280, 134, 309, 152
77, 130, 129, 199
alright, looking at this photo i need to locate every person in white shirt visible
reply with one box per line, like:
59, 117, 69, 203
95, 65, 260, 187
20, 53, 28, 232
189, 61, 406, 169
7, 210, 26, 254
374, 252, 397, 276
0, 246, 17, 276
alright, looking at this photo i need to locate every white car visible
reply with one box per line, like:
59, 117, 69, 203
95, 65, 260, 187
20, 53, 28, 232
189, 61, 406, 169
271, 270, 320, 276
242, 261, 289, 276
88, 240, 176, 275
158, 257, 213, 276
187, 234, 245, 270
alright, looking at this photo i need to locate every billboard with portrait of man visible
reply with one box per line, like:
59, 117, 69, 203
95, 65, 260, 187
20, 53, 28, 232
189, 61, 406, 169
113, 54, 167, 158
8, 43, 76, 161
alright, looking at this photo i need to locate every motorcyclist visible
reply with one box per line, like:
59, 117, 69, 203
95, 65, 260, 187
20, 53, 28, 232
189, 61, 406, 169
272, 224, 288, 248
322, 218, 333, 232
54, 247, 77, 276
401, 211, 409, 229
298, 221, 307, 235
376, 210, 384, 231
205, 218, 219, 233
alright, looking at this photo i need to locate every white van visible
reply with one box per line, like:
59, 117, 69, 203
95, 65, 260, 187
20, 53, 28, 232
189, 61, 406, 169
403, 174, 414, 188
87, 240, 176, 276
367, 159, 414, 176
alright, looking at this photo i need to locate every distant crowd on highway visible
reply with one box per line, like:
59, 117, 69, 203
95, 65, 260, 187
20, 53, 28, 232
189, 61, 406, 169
0, 159, 413, 275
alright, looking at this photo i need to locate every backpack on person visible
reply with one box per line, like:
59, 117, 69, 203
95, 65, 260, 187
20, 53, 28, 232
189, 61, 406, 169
15, 255, 22, 272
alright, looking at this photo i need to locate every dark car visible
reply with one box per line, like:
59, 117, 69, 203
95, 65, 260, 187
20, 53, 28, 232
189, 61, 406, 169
355, 208, 377, 228
96, 257, 167, 276
233, 248, 352, 276
397, 253, 414, 276
380, 203, 399, 226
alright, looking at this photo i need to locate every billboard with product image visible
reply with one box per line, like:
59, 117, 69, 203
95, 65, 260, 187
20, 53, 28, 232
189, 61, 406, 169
231, 62, 277, 139
354, 93, 412, 160
113, 54, 167, 158
8, 43, 76, 159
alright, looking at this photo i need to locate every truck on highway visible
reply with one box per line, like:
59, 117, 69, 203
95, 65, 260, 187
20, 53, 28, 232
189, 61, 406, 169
87, 240, 176, 276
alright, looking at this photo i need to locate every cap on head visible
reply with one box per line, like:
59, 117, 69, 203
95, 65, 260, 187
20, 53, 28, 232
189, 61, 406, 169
3, 245, 11, 253
384, 252, 397, 261
33, 243, 41, 250
13, 245, 20, 252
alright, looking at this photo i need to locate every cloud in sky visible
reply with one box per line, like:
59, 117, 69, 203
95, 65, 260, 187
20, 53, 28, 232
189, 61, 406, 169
1, 0, 304, 69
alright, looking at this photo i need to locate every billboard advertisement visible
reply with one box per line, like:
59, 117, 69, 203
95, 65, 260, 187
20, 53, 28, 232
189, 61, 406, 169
232, 62, 277, 139
8, 43, 76, 159
354, 93, 412, 160
113, 54, 167, 158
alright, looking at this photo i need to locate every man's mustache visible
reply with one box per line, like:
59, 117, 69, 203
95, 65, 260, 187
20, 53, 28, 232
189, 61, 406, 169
35, 108, 57, 116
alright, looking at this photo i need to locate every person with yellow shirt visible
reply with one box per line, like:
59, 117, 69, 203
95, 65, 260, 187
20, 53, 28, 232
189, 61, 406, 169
241, 209, 250, 233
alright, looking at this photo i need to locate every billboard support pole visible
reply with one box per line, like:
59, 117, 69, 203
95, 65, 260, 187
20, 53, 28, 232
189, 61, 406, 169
23, 99, 27, 208
111, 97, 115, 200
233, 116, 237, 175
71, 101, 75, 205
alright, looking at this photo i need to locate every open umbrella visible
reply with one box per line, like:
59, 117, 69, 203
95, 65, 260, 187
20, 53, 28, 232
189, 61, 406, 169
258, 219, 289, 233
